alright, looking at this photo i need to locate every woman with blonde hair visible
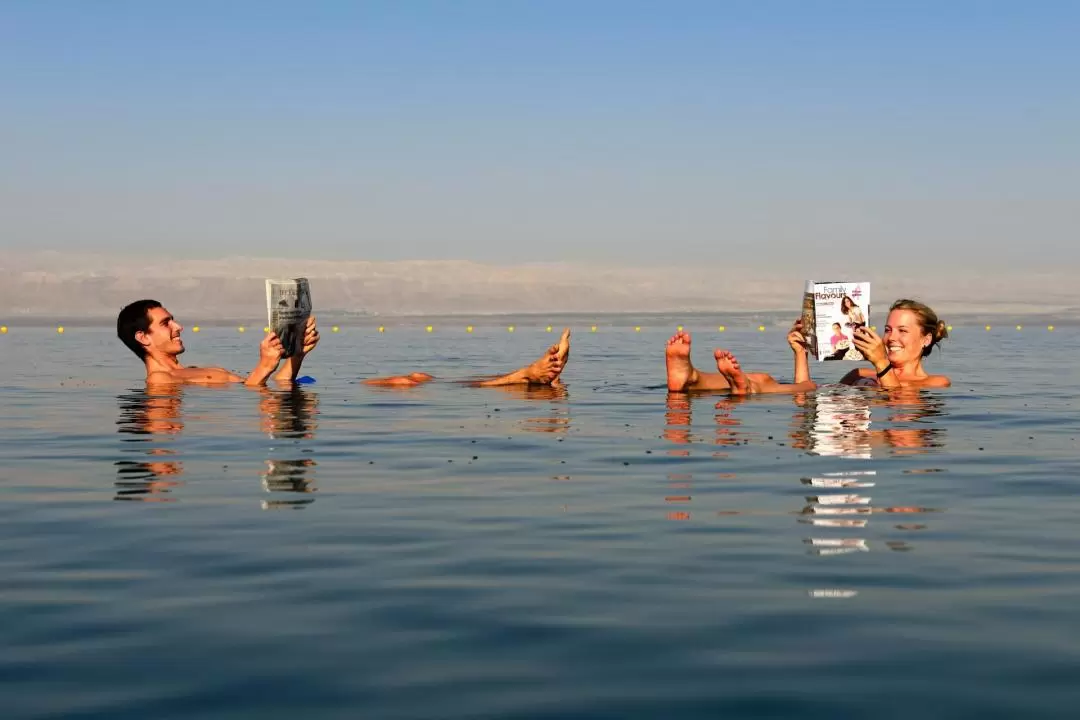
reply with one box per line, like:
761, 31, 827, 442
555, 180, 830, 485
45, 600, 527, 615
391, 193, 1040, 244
840, 299, 950, 388
665, 299, 950, 395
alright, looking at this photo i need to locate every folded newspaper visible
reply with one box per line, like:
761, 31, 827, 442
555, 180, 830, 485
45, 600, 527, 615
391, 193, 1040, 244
265, 278, 312, 359
800, 281, 871, 362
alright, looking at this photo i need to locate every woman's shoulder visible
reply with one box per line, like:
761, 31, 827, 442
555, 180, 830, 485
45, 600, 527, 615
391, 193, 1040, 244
917, 374, 951, 388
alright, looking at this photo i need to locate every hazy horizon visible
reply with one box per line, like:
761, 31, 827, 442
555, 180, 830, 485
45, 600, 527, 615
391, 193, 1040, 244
3, 251, 1079, 321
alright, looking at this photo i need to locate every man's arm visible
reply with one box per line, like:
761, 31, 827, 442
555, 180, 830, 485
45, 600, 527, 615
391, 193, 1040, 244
244, 332, 285, 387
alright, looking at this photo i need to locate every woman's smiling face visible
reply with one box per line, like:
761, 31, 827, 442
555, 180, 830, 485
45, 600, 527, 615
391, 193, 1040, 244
883, 309, 931, 365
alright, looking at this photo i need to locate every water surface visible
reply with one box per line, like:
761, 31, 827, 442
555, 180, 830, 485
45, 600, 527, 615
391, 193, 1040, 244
2, 320, 1079, 718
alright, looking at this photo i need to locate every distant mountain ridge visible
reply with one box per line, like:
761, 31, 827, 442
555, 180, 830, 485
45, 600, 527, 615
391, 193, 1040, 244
2, 252, 1077, 319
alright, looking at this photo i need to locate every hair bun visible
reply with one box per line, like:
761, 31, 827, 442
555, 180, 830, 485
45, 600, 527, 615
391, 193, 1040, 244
936, 320, 949, 341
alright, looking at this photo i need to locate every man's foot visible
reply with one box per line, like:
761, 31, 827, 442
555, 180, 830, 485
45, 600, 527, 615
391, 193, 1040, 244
714, 349, 752, 395
550, 328, 571, 386
665, 331, 697, 391
522, 346, 564, 385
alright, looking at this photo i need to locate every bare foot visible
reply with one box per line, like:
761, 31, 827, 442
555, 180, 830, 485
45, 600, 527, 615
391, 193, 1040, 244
550, 328, 571, 386
522, 346, 563, 385
713, 349, 751, 395
665, 331, 697, 391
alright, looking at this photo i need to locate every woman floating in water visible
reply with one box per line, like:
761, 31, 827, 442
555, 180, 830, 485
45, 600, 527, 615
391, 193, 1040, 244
837, 299, 950, 389
666, 299, 950, 394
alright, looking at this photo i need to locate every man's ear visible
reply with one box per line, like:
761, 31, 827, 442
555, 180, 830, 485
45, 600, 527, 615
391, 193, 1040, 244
135, 330, 152, 349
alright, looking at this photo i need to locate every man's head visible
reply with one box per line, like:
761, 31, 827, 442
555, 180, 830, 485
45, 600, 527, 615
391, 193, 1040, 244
117, 300, 185, 360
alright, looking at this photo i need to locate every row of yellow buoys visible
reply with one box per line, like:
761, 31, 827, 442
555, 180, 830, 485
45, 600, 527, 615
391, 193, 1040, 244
0, 324, 1064, 335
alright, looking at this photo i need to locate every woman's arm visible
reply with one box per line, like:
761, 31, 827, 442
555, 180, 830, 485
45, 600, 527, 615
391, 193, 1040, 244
788, 319, 812, 384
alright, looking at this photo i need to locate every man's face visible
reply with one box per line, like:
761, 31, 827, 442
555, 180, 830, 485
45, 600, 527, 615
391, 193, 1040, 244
138, 306, 185, 357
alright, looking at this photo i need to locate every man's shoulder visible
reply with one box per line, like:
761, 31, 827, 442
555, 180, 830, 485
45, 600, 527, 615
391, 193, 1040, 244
146, 370, 180, 385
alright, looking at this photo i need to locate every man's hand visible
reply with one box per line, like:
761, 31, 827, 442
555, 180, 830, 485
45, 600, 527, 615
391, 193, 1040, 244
301, 315, 320, 356
272, 316, 318, 384
259, 331, 286, 367
245, 332, 285, 387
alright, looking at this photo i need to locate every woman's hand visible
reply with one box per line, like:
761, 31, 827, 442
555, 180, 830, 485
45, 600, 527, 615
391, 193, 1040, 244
852, 326, 888, 369
788, 319, 809, 354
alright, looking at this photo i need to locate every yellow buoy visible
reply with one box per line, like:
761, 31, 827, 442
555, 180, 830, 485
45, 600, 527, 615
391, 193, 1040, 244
634, 326, 641, 332
758, 325, 765, 332
677, 325, 683, 332
870, 325, 877, 332
426, 325, 434, 333
1048, 325, 1055, 331
332, 326, 339, 333
985, 325, 991, 331
946, 325, 952, 332
466, 326, 473, 333
192, 326, 200, 333
591, 325, 597, 332
57, 326, 65, 334
546, 325, 552, 332
508, 326, 515, 333
238, 326, 246, 333
1016, 325, 1022, 331
378, 326, 385, 333
1, 326, 8, 334
718, 325, 726, 332
264, 326, 270, 333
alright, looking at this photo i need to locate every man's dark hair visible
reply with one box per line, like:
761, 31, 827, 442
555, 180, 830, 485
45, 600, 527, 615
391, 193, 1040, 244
117, 299, 162, 359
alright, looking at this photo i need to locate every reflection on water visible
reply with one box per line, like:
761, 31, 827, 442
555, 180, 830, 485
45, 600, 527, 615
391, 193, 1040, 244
663, 393, 750, 453
790, 387, 948, 457
260, 388, 319, 509
492, 383, 572, 434
115, 385, 186, 502
115, 386, 321, 507
661, 388, 952, 599
665, 472, 693, 521
796, 389, 950, 598
791, 389, 873, 457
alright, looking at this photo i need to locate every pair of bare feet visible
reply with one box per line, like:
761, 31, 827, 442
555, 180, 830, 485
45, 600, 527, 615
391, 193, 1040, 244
363, 328, 572, 388
665, 330, 752, 394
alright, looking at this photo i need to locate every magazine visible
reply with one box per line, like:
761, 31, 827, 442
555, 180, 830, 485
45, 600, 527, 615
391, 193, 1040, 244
800, 281, 871, 362
265, 277, 312, 358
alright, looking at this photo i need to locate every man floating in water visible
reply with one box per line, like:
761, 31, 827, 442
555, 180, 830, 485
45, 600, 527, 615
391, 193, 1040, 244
364, 328, 572, 388
116, 299, 319, 386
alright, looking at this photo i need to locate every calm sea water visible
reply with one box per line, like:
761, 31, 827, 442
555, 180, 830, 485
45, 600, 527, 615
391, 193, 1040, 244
2, 317, 1079, 718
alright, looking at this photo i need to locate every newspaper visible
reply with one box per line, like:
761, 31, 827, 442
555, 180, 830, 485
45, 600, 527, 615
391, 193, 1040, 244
800, 281, 871, 362
265, 278, 312, 358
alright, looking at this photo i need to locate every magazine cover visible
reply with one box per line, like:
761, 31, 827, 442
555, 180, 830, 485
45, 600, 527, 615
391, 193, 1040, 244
265, 277, 312, 359
800, 281, 870, 362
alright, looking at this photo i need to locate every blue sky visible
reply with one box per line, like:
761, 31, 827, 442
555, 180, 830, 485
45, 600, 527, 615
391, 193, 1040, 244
3, 1, 1077, 269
